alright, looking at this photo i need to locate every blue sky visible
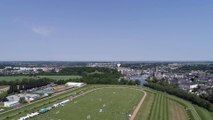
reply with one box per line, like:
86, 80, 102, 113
0, 0, 213, 61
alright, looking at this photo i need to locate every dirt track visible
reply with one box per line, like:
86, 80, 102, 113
130, 90, 147, 120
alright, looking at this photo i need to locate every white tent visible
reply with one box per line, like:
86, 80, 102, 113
65, 82, 84, 87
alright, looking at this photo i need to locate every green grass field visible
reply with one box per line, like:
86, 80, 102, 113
0, 85, 143, 120
0, 75, 81, 81
135, 88, 213, 120
1, 85, 213, 120
0, 76, 33, 81
148, 92, 169, 120
32, 87, 144, 120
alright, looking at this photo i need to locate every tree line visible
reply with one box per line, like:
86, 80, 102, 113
40, 67, 140, 85
7, 78, 52, 93
173, 64, 213, 73
0, 67, 140, 98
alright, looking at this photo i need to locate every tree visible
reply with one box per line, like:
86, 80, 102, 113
19, 97, 27, 104
135, 80, 141, 85
0, 92, 8, 101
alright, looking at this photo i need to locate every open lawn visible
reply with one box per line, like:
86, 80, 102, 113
32, 87, 144, 120
0, 75, 81, 81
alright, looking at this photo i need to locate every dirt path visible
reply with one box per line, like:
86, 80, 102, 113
130, 90, 147, 120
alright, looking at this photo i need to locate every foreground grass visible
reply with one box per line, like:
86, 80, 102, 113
31, 87, 144, 120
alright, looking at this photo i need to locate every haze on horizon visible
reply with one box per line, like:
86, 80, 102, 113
0, 0, 213, 61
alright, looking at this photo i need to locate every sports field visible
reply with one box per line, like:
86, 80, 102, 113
1, 85, 213, 120
32, 87, 144, 120
0, 75, 81, 81
0, 85, 143, 120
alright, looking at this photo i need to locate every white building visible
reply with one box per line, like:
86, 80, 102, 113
65, 82, 84, 87
117, 64, 121, 67
4, 101, 19, 107
190, 84, 198, 89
